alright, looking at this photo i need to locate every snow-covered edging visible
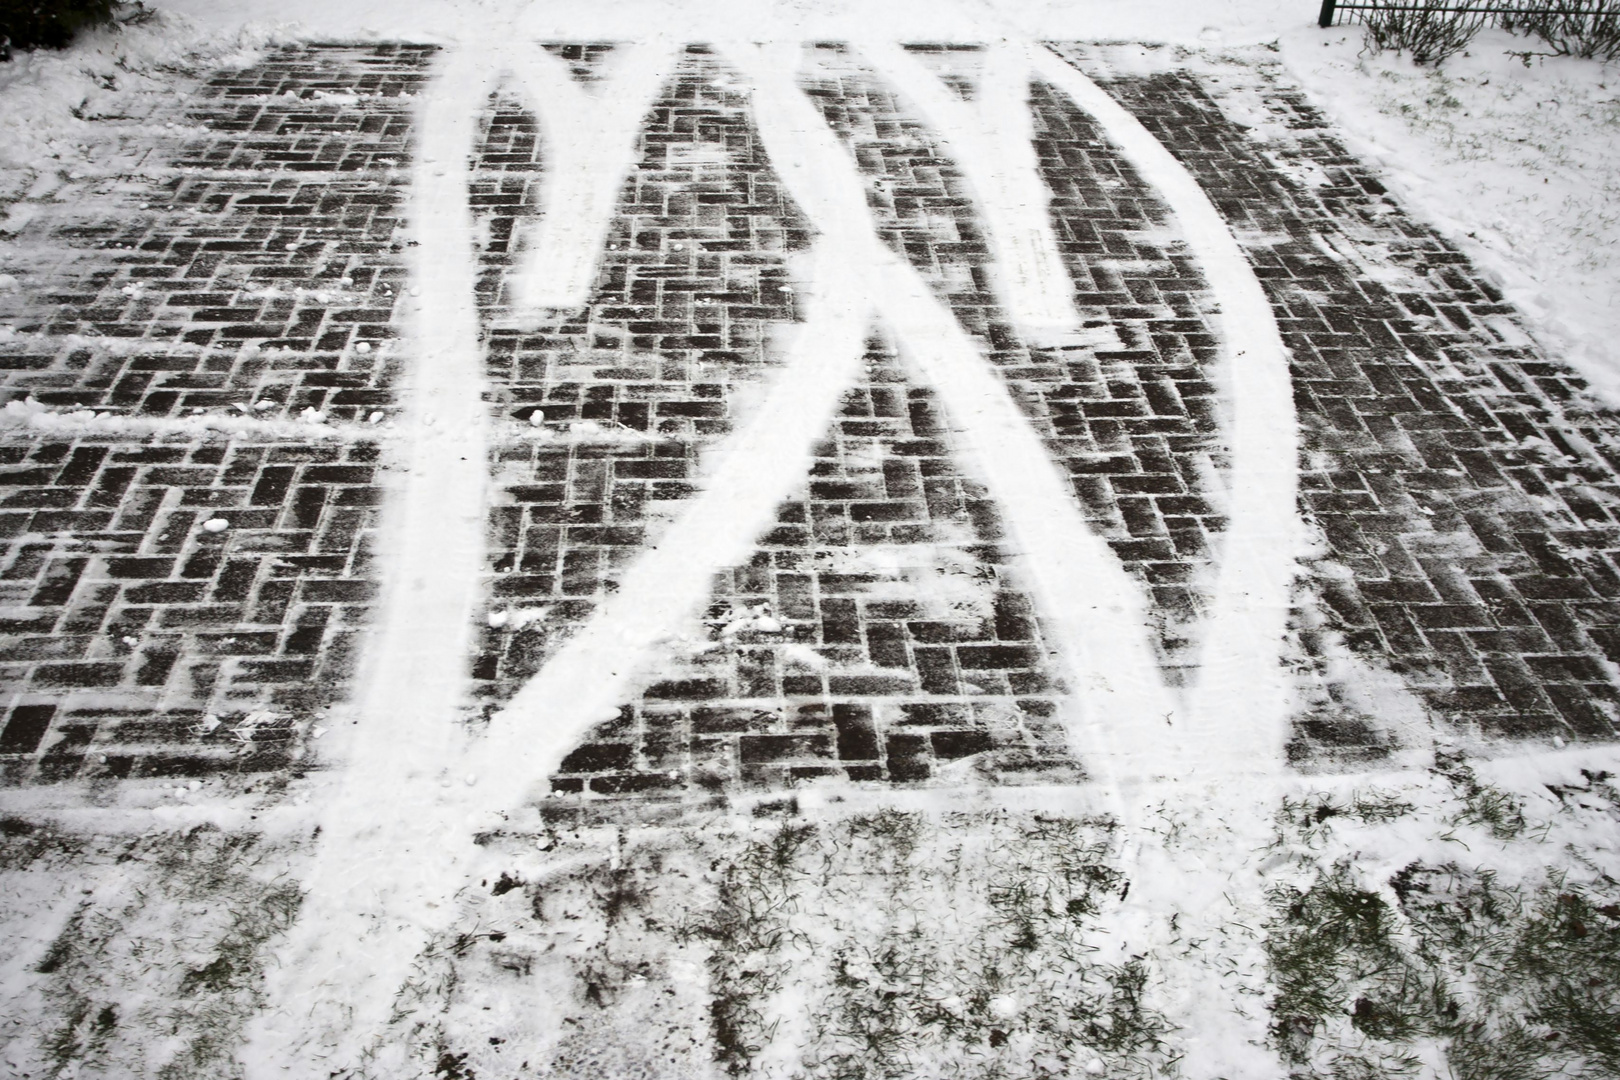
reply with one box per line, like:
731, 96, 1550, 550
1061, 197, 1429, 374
0, 11, 281, 214
0, 396, 375, 441
1276, 27, 1620, 404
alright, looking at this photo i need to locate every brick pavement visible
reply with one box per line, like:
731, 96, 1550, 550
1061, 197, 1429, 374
0, 44, 431, 785
3, 40, 1618, 803
464, 48, 1080, 809
1061, 47, 1620, 760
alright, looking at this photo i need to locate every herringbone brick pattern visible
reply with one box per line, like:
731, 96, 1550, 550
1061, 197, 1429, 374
543, 342, 1079, 805
800, 45, 1228, 686
1070, 49, 1620, 756
0, 44, 429, 785
6, 40, 1617, 798
468, 48, 806, 711
462, 47, 1078, 810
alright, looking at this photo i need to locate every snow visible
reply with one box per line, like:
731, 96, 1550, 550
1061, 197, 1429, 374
0, 395, 376, 441
238, 43, 499, 1076
867, 40, 1104, 344
1028, 46, 1302, 787
501, 40, 683, 312
0, 12, 274, 213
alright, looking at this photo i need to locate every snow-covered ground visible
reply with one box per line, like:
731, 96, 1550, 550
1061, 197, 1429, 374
2, 2, 1619, 1078
7, 5, 1617, 396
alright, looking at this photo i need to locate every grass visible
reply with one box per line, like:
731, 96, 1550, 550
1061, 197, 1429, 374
400, 746, 1620, 1078
1276, 791, 1416, 848
1435, 750, 1526, 841
8, 755, 1608, 1080
682, 819, 813, 1072
1263, 755, 1620, 1079
702, 809, 1170, 1079
415, 807, 1172, 1079
0, 819, 302, 1079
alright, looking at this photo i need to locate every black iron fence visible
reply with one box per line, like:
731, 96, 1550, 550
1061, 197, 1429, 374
1319, 0, 1605, 28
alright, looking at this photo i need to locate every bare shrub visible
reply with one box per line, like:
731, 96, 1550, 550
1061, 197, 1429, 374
1506, 0, 1620, 61
1359, 0, 1488, 65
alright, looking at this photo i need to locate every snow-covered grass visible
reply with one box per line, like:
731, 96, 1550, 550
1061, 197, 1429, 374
386, 798, 1170, 1079
246, 743, 1613, 1078
0, 819, 305, 1079
4, 750, 1614, 1077
1259, 751, 1620, 1078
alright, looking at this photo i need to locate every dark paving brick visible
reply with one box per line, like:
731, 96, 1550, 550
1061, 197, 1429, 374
797, 44, 1228, 685
0, 44, 430, 786
1055, 47, 1620, 755
539, 342, 1081, 805
0, 431, 385, 785
459, 47, 1081, 809
0, 43, 430, 422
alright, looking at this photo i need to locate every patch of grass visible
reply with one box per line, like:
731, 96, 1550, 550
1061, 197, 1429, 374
498, 810, 1172, 1079
0, 823, 303, 1079
681, 820, 817, 1074
1545, 768, 1620, 813
1436, 750, 1526, 840
1266, 855, 1620, 1078
1278, 791, 1416, 847
731, 811, 1164, 1079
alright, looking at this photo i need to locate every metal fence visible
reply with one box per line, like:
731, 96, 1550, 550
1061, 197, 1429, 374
1318, 0, 1606, 29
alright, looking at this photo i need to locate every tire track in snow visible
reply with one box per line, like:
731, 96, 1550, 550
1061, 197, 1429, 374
1024, 48, 1302, 1075
1029, 47, 1304, 781
502, 40, 682, 313
732, 43, 1295, 1073
860, 40, 1114, 348
240, 44, 497, 1079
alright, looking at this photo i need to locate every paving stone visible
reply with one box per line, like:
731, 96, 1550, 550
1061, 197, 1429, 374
0, 44, 430, 785
459, 47, 1084, 810
1060, 47, 1620, 755
536, 341, 1082, 807
798, 44, 1229, 685
8, 39, 1618, 801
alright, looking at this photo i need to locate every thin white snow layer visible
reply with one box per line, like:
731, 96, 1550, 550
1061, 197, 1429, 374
862, 40, 1103, 346
144, 0, 1319, 50
1024, 49, 1303, 1075
0, 396, 379, 441
237, 45, 497, 1078
467, 246, 872, 810
0, 12, 275, 209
